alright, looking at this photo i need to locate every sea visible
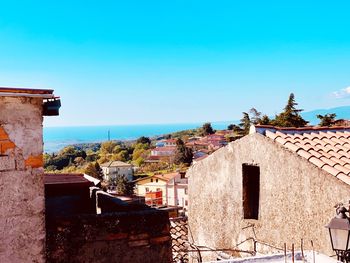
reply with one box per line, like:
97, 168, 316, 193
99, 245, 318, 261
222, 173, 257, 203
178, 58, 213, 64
43, 121, 234, 153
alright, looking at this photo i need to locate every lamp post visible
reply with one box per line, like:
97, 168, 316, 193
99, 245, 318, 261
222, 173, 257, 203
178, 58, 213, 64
326, 205, 350, 262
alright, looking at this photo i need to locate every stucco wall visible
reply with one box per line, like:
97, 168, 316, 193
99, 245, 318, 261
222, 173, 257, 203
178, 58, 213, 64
188, 133, 350, 261
0, 97, 45, 263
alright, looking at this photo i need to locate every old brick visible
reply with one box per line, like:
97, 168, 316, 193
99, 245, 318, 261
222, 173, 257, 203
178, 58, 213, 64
128, 239, 150, 247
0, 140, 15, 154
150, 235, 171, 244
0, 127, 9, 140
128, 233, 149, 240
106, 233, 128, 241
25, 154, 43, 168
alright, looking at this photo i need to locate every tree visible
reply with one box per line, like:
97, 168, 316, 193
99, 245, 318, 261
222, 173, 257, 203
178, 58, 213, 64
260, 115, 271, 125
136, 136, 151, 145
174, 139, 193, 165
84, 162, 103, 180
273, 93, 308, 127
227, 124, 243, 133
249, 108, 262, 124
201, 122, 215, 136
317, 113, 336, 127
100, 141, 118, 155
239, 112, 251, 135
112, 175, 135, 196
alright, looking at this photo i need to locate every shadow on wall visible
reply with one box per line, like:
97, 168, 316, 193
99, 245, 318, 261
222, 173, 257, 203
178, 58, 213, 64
44, 174, 172, 263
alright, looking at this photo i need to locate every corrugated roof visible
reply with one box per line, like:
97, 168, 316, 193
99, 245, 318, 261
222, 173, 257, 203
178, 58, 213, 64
255, 125, 350, 185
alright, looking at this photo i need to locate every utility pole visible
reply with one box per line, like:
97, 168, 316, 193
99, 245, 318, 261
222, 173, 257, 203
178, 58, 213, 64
108, 130, 110, 141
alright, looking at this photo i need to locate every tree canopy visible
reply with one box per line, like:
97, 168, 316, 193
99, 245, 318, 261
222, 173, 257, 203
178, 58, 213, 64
272, 93, 308, 127
201, 122, 215, 136
317, 113, 336, 127
174, 139, 193, 165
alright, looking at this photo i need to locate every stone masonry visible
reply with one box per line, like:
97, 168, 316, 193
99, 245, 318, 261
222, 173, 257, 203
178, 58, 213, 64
0, 96, 46, 263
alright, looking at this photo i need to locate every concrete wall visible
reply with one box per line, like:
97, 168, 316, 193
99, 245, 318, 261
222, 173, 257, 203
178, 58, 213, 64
188, 133, 350, 262
0, 97, 45, 263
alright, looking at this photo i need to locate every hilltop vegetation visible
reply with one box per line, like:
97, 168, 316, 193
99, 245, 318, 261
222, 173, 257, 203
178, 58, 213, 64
45, 93, 341, 174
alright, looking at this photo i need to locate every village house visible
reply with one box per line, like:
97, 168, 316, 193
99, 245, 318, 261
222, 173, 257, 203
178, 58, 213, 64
156, 138, 177, 147
188, 125, 350, 262
135, 172, 188, 210
0, 87, 60, 263
150, 146, 177, 163
100, 160, 134, 181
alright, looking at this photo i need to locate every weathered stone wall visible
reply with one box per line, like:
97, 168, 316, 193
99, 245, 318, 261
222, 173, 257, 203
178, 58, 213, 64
0, 97, 45, 263
46, 210, 172, 263
188, 134, 350, 262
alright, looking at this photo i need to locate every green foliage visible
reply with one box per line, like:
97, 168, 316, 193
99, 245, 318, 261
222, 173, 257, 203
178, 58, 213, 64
317, 113, 336, 127
249, 108, 262, 124
110, 175, 135, 196
136, 136, 151, 145
239, 112, 251, 135
84, 162, 104, 180
201, 122, 215, 136
44, 146, 87, 170
272, 93, 308, 127
227, 124, 240, 131
174, 139, 193, 165
100, 141, 119, 155
260, 115, 271, 125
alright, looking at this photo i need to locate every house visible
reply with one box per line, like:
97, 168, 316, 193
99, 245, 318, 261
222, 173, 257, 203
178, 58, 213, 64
0, 87, 59, 263
205, 133, 228, 149
100, 160, 133, 181
135, 172, 188, 209
188, 125, 350, 262
156, 139, 177, 147
150, 146, 177, 163
166, 172, 188, 210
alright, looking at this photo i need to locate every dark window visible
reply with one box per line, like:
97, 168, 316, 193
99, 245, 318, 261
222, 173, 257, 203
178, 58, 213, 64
150, 179, 153, 182
242, 164, 260, 219
156, 179, 158, 183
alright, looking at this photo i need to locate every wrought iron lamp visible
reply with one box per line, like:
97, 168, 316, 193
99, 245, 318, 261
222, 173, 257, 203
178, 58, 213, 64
326, 205, 350, 262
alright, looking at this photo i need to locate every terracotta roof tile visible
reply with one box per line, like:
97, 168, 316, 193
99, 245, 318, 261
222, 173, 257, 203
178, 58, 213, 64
256, 125, 350, 186
336, 173, 350, 185
309, 156, 325, 168
296, 149, 312, 160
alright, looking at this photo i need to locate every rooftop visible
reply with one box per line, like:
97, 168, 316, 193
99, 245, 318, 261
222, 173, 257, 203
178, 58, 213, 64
44, 173, 93, 186
253, 125, 350, 185
100, 161, 133, 168
207, 251, 339, 263
0, 87, 55, 98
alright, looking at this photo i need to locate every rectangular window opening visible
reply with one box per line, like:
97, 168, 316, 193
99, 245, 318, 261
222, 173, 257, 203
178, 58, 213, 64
242, 164, 260, 220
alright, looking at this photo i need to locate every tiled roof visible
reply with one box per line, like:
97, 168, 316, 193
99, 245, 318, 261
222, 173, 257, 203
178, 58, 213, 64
170, 217, 189, 263
255, 125, 350, 185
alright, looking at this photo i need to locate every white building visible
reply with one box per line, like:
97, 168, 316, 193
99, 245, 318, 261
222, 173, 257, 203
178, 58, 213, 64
134, 172, 188, 209
100, 161, 133, 181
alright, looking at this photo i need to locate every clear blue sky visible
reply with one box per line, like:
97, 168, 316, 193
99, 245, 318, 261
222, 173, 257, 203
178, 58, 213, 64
1, 1, 350, 127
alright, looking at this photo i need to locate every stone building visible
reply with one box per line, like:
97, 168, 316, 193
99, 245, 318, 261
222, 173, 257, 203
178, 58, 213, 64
188, 125, 350, 262
0, 87, 59, 263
